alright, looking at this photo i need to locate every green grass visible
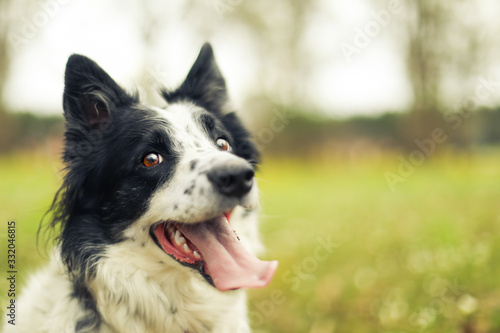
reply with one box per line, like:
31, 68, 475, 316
251, 151, 500, 333
1, 149, 500, 332
0, 151, 62, 300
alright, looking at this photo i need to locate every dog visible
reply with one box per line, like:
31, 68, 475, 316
5, 43, 277, 333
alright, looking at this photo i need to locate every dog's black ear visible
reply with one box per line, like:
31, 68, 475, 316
162, 43, 228, 113
63, 54, 136, 128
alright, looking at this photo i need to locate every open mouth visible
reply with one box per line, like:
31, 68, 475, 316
150, 211, 278, 291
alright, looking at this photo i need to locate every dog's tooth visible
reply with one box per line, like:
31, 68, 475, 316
174, 230, 186, 245
183, 243, 191, 253
193, 251, 201, 259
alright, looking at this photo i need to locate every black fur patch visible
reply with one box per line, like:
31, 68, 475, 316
190, 159, 198, 170
73, 282, 101, 332
161, 43, 228, 115
184, 183, 195, 195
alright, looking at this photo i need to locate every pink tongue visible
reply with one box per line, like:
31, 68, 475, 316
177, 217, 278, 291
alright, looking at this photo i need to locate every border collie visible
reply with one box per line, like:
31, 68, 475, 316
6, 43, 277, 333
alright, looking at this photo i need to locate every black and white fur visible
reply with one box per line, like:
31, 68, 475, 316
5, 44, 272, 333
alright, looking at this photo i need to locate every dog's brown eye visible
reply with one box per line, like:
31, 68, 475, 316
216, 138, 231, 151
143, 153, 163, 167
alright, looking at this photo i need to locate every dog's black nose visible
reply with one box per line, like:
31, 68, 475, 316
207, 163, 255, 198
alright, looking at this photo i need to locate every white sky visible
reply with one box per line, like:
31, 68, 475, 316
3, 0, 500, 118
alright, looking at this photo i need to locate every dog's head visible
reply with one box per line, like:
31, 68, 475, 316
58, 43, 277, 291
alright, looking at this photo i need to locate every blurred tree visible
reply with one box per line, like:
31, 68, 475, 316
0, 0, 38, 151
0, 0, 13, 116
227, 0, 313, 105
135, 0, 167, 106
0, 0, 16, 150
390, 0, 484, 144
181, 0, 318, 124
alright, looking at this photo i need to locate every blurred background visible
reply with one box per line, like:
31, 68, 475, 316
1, 0, 500, 332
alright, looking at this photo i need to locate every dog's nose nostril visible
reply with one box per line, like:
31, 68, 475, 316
207, 164, 255, 198
244, 169, 254, 181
